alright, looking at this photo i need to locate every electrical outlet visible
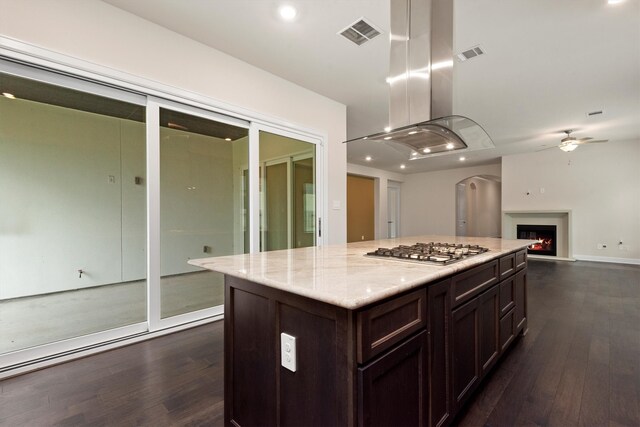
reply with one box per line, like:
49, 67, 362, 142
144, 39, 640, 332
281, 333, 297, 372
597, 243, 607, 250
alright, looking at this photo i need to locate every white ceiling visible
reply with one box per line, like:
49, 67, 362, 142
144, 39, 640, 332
102, 0, 640, 173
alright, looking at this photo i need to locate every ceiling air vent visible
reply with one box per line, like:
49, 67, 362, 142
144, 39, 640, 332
339, 18, 381, 46
456, 45, 485, 62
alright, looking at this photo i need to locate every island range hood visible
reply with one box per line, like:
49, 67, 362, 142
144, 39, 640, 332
345, 0, 494, 163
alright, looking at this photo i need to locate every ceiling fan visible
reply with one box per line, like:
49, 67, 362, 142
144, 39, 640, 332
538, 129, 608, 153
553, 130, 608, 152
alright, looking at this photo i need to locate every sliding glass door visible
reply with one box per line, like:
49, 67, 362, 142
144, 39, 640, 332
156, 104, 248, 321
0, 58, 324, 370
0, 67, 148, 357
259, 130, 317, 251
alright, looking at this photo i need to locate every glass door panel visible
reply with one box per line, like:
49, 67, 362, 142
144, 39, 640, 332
259, 131, 316, 251
265, 162, 289, 251
0, 71, 147, 354
293, 157, 315, 248
159, 107, 248, 319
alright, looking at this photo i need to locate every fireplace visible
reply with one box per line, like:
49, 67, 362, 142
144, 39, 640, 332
517, 224, 557, 256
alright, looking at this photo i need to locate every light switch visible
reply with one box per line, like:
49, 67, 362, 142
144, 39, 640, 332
281, 332, 297, 372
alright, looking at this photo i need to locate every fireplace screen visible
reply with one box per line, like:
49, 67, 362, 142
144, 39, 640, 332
517, 224, 557, 256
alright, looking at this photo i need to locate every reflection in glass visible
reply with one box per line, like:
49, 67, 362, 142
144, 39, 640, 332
0, 72, 146, 354
259, 131, 316, 251
159, 108, 248, 318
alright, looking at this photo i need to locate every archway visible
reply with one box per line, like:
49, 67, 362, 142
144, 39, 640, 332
455, 175, 501, 237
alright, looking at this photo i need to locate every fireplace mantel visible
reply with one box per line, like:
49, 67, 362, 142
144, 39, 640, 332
502, 210, 574, 261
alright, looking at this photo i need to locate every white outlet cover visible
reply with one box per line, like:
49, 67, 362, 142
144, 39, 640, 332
281, 332, 297, 372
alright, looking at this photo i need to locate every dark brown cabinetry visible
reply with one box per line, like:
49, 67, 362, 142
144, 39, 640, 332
427, 280, 452, 427
223, 249, 528, 426
478, 285, 500, 375
450, 283, 500, 411
515, 268, 527, 333
451, 297, 480, 410
358, 331, 428, 427
357, 288, 427, 363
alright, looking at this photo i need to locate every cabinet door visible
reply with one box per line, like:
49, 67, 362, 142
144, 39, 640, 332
358, 331, 428, 427
478, 285, 500, 376
515, 269, 527, 333
451, 298, 480, 411
428, 280, 452, 427
500, 308, 516, 352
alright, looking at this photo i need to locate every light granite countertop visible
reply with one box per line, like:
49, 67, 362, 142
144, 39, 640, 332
189, 235, 534, 309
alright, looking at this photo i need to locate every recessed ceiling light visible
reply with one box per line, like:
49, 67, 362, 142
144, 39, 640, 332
168, 122, 188, 131
384, 126, 391, 132
365, 155, 372, 161
384, 136, 392, 140
400, 164, 406, 169
411, 151, 418, 157
2, 92, 16, 99
278, 5, 297, 21
225, 138, 232, 141
363, 136, 368, 140
446, 143, 454, 149
422, 148, 431, 153
459, 156, 466, 161
408, 130, 418, 135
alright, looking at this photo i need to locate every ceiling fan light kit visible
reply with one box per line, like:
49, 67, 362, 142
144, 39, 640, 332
556, 129, 607, 152
559, 142, 578, 152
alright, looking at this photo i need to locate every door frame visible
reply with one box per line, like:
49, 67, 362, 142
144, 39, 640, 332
249, 123, 325, 253
146, 97, 250, 331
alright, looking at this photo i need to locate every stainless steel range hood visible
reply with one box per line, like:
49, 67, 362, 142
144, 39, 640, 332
345, 0, 494, 161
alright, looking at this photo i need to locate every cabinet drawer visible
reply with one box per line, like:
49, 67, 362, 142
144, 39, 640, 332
499, 308, 516, 352
515, 249, 527, 271
451, 260, 498, 308
357, 288, 427, 364
499, 253, 516, 280
499, 276, 516, 317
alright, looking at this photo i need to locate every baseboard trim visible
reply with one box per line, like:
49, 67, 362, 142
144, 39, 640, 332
573, 254, 640, 265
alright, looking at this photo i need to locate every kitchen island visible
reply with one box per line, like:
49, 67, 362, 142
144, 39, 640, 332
190, 236, 533, 427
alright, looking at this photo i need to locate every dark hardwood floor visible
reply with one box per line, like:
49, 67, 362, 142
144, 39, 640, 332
0, 260, 638, 426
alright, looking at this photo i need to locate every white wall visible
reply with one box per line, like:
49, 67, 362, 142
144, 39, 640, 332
347, 163, 405, 239
0, 0, 347, 244
502, 141, 640, 262
457, 176, 502, 238
401, 163, 502, 237
0, 98, 132, 298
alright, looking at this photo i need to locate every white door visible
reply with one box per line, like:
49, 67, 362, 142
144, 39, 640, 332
387, 186, 400, 238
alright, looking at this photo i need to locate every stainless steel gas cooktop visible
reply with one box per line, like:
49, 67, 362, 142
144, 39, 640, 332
366, 242, 489, 265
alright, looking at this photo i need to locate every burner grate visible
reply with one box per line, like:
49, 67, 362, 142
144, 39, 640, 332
366, 242, 489, 265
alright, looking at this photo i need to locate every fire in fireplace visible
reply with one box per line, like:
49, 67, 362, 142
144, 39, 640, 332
517, 224, 557, 256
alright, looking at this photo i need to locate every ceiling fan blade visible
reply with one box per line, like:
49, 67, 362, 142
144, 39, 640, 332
587, 139, 608, 143
576, 137, 592, 142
